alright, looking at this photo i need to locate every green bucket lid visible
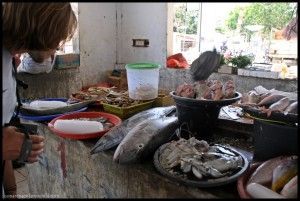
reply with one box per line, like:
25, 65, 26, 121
125, 62, 160, 69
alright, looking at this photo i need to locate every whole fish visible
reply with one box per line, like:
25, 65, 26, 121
284, 101, 298, 115
248, 90, 260, 104
258, 92, 272, 102
257, 94, 286, 107
247, 155, 297, 186
272, 158, 297, 192
113, 116, 179, 164
269, 97, 290, 111
90, 106, 176, 154
266, 97, 290, 116
281, 175, 297, 198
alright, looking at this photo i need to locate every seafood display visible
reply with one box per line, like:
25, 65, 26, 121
257, 94, 286, 107
113, 116, 179, 164
71, 86, 113, 102
72, 85, 149, 107
239, 85, 298, 117
246, 183, 285, 199
102, 90, 149, 107
154, 137, 248, 186
90, 106, 176, 154
280, 175, 297, 198
247, 155, 297, 185
175, 79, 237, 100
176, 83, 195, 98
245, 155, 298, 198
283, 101, 298, 115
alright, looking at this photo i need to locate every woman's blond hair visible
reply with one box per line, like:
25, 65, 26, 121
2, 3, 77, 52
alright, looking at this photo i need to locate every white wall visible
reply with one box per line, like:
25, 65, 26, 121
79, 3, 117, 86
79, 2, 168, 70
78, 3, 169, 89
116, 3, 168, 67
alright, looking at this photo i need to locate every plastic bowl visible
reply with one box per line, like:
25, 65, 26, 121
237, 162, 262, 198
48, 112, 122, 139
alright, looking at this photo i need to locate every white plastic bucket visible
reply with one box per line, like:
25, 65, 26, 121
125, 63, 160, 100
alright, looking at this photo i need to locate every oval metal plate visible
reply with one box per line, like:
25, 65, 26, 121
153, 142, 249, 188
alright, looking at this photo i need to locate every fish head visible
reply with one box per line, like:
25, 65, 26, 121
113, 139, 145, 164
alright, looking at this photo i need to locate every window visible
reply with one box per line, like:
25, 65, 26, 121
168, 2, 298, 79
54, 2, 80, 69
57, 2, 79, 54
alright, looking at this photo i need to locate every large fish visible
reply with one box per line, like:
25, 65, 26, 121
269, 97, 290, 111
257, 94, 286, 107
113, 116, 179, 164
266, 97, 290, 116
284, 101, 298, 115
90, 106, 176, 154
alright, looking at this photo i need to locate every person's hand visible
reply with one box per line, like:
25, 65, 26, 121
2, 126, 45, 163
2, 126, 25, 160
27, 134, 45, 163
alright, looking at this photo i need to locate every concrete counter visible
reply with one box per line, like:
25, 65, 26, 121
25, 121, 248, 198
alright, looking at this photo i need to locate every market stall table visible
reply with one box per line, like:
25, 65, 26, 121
23, 118, 254, 198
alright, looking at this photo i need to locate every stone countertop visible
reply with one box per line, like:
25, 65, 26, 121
24, 120, 253, 198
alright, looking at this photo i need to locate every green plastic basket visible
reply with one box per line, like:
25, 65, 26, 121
102, 100, 154, 119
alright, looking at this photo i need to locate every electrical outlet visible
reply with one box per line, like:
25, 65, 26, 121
132, 39, 149, 47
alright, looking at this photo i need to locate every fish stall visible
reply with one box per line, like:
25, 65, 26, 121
19, 74, 297, 198
11, 3, 297, 198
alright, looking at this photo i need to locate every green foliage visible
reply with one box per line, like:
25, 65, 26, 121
215, 26, 225, 34
242, 3, 295, 38
173, 3, 296, 42
229, 55, 252, 69
174, 4, 199, 34
219, 54, 226, 66
226, 8, 240, 31
225, 3, 295, 38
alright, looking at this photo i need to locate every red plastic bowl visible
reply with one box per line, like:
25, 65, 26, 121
237, 162, 262, 199
48, 112, 122, 139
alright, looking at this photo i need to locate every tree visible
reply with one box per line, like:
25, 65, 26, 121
173, 4, 199, 34
225, 3, 296, 39
226, 8, 240, 31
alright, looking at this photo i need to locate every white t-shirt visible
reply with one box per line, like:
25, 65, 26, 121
17, 53, 55, 74
2, 47, 18, 197
2, 47, 17, 126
